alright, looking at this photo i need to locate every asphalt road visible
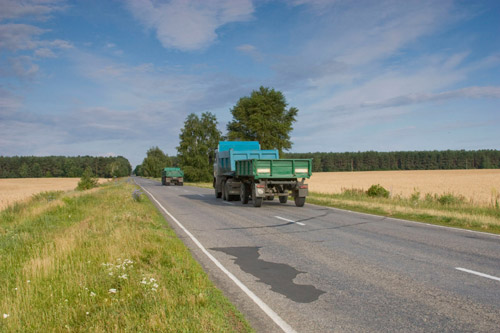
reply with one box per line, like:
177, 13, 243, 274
134, 177, 500, 332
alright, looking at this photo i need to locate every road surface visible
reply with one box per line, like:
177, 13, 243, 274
134, 177, 500, 332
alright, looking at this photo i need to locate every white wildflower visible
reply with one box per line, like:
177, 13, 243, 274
150, 278, 156, 282
90, 292, 96, 297
153, 283, 159, 288
27, 280, 30, 283
108, 288, 117, 294
3, 314, 9, 319
151, 288, 157, 292
86, 312, 89, 315
141, 280, 147, 285
118, 274, 128, 280
108, 272, 113, 276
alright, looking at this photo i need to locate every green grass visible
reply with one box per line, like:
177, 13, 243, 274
308, 189, 500, 234
0, 179, 252, 332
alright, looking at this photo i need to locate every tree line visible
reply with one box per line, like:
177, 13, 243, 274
0, 155, 132, 178
283, 150, 500, 172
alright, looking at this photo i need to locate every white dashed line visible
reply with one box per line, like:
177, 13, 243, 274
456, 267, 500, 282
198, 194, 204, 197
275, 216, 305, 226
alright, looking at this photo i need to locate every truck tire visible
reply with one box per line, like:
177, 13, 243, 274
266, 195, 274, 201
279, 196, 288, 204
240, 184, 249, 204
222, 182, 228, 201
294, 196, 306, 207
215, 187, 222, 198
253, 197, 263, 207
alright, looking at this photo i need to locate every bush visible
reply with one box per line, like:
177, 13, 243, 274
366, 184, 390, 198
77, 167, 99, 190
437, 193, 465, 206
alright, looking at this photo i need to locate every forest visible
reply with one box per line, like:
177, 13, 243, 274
0, 156, 132, 178
283, 150, 500, 172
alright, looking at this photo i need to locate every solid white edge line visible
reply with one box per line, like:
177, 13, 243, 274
274, 216, 305, 226
140, 186, 297, 333
455, 267, 500, 282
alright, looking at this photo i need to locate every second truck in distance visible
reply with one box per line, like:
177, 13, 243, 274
162, 167, 184, 186
213, 141, 312, 207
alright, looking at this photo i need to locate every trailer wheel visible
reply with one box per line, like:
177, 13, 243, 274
240, 184, 249, 204
279, 196, 288, 204
266, 196, 274, 201
253, 197, 263, 207
294, 196, 306, 207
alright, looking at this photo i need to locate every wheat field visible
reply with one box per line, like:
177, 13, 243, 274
308, 169, 500, 206
0, 178, 108, 210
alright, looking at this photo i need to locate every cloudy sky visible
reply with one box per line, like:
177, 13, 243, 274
1, 0, 499, 167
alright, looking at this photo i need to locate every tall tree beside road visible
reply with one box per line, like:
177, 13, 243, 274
177, 112, 222, 182
140, 147, 171, 178
227, 86, 298, 155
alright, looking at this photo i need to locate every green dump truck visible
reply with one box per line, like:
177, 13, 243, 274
213, 141, 312, 207
162, 167, 184, 186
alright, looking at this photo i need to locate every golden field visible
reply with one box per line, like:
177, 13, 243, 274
308, 169, 500, 206
0, 178, 108, 210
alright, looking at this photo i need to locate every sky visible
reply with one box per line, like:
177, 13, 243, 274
0, 0, 499, 168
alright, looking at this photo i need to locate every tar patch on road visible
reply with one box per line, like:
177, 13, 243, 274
211, 246, 325, 303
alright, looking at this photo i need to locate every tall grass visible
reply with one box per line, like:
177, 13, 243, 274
0, 180, 252, 332
309, 187, 500, 234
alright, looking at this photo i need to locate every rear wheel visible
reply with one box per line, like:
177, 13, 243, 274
215, 187, 222, 198
266, 196, 274, 201
253, 197, 263, 207
240, 184, 249, 204
279, 196, 288, 204
222, 182, 227, 201
294, 196, 306, 207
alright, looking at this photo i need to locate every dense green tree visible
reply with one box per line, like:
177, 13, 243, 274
141, 147, 171, 178
227, 86, 298, 155
177, 112, 222, 182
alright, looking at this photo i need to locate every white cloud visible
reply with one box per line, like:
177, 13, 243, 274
125, 0, 254, 51
0, 0, 66, 21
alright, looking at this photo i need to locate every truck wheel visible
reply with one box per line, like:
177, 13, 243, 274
294, 197, 306, 207
222, 182, 227, 201
279, 196, 288, 204
240, 184, 249, 204
215, 187, 222, 198
253, 197, 263, 207
266, 196, 274, 201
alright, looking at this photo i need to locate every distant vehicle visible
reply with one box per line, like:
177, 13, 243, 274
162, 167, 184, 186
213, 141, 312, 207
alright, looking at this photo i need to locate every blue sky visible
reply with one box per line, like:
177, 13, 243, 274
1, 0, 499, 167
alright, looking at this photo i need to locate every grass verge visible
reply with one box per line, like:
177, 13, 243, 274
308, 190, 500, 235
0, 179, 252, 332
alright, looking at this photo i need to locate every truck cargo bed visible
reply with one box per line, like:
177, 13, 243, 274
235, 159, 312, 179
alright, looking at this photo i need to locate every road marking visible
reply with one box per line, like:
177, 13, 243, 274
198, 194, 204, 197
275, 216, 305, 226
139, 185, 296, 333
456, 267, 500, 282
223, 201, 234, 205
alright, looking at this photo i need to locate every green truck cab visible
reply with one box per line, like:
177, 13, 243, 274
162, 167, 184, 186
213, 141, 312, 207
